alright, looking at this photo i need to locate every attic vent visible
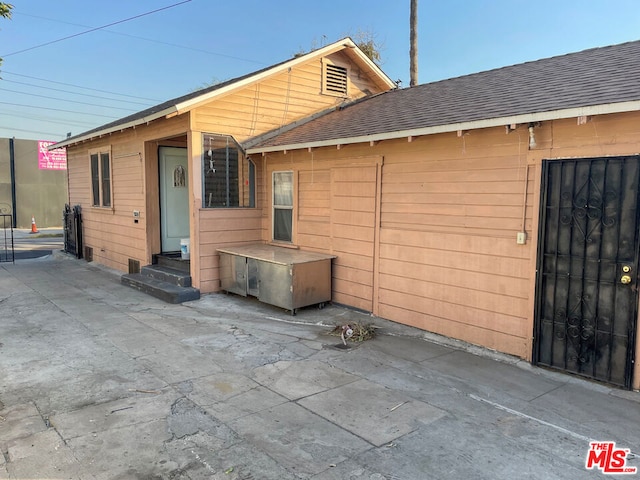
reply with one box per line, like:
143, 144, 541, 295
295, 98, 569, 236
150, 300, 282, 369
323, 63, 348, 97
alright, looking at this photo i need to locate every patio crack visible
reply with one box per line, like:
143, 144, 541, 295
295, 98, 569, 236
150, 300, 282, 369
167, 397, 240, 446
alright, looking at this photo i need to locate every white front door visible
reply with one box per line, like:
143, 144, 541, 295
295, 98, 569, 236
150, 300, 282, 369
159, 146, 189, 252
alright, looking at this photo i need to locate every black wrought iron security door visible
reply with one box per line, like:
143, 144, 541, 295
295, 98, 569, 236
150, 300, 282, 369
534, 157, 640, 388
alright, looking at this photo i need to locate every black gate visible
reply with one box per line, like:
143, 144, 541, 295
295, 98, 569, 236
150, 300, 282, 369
63, 204, 83, 259
0, 211, 14, 263
534, 156, 640, 388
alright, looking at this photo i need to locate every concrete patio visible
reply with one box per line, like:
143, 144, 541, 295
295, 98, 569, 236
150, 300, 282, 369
0, 254, 638, 479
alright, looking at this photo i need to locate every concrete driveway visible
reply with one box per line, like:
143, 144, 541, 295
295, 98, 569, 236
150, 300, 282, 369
4, 228, 64, 261
0, 256, 638, 479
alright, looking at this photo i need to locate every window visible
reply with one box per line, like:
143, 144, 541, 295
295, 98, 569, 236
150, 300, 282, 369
202, 134, 254, 208
90, 150, 111, 207
322, 60, 348, 97
273, 171, 293, 242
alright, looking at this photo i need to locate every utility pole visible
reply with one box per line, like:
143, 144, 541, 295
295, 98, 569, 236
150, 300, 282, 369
410, 0, 418, 87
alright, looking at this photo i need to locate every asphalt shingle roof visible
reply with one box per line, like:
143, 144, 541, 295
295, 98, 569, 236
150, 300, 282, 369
57, 37, 395, 148
62, 63, 279, 145
253, 40, 640, 149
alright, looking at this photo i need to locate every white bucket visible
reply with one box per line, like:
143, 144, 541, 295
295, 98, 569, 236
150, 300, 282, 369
180, 238, 190, 260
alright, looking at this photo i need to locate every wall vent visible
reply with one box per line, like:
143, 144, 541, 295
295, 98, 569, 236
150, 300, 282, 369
128, 258, 140, 274
84, 246, 93, 262
323, 63, 348, 96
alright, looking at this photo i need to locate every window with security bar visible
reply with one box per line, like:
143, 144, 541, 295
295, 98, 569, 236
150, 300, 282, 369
202, 134, 255, 208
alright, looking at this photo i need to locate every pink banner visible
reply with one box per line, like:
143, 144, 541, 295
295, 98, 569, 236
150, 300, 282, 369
38, 140, 67, 170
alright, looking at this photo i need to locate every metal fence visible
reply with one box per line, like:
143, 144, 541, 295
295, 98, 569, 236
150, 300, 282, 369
63, 204, 83, 259
0, 210, 14, 263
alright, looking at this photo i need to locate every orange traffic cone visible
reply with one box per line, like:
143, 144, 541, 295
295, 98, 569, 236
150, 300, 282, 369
30, 215, 39, 234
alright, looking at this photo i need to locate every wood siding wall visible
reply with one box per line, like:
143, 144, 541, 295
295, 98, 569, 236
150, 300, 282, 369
191, 52, 383, 144
330, 165, 379, 311
66, 48, 387, 289
189, 50, 387, 292
198, 208, 263, 293
259, 111, 640, 368
263, 155, 382, 311
66, 116, 189, 272
188, 129, 266, 293
377, 130, 534, 358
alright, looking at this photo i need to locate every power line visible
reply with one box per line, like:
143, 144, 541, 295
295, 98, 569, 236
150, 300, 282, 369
0, 101, 120, 119
0, 126, 65, 137
0, 111, 96, 128
1, 71, 162, 102
13, 11, 266, 66
0, 87, 141, 112
3, 0, 192, 57
2, 79, 154, 107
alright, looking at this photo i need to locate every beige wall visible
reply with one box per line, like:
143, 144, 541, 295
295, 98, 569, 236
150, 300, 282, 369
261, 129, 534, 357
188, 50, 390, 292
64, 67, 640, 389
0, 139, 13, 222
191, 51, 386, 143
188, 128, 264, 293
257, 111, 640, 389
65, 47, 391, 285
0, 138, 68, 228
67, 116, 189, 272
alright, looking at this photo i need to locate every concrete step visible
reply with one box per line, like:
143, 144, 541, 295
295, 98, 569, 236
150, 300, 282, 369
121, 273, 200, 304
155, 253, 190, 273
141, 264, 192, 287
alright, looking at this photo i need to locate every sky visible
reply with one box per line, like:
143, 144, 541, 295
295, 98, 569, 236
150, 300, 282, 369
1, 0, 639, 141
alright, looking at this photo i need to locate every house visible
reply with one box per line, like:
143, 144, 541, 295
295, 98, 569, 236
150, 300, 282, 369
55, 37, 640, 390
52, 37, 395, 291
243, 40, 640, 391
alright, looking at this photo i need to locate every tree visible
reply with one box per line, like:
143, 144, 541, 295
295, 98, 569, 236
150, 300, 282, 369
0, 2, 13, 69
351, 29, 383, 66
0, 2, 11, 18
293, 30, 383, 66
191, 77, 223, 92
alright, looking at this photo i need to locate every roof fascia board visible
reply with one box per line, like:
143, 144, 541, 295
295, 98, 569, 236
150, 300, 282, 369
53, 37, 395, 150
247, 101, 640, 154
241, 105, 346, 150
174, 38, 395, 114
51, 106, 178, 149
340, 43, 396, 90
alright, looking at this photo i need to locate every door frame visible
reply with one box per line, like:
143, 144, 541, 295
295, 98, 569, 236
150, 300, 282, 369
533, 155, 640, 389
158, 146, 190, 253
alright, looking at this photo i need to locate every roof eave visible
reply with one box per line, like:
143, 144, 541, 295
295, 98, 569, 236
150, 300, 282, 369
246, 101, 640, 154
340, 42, 397, 91
52, 38, 395, 150
174, 38, 396, 114
51, 106, 179, 149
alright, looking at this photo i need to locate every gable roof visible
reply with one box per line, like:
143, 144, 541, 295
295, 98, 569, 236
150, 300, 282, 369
53, 38, 396, 149
248, 40, 640, 153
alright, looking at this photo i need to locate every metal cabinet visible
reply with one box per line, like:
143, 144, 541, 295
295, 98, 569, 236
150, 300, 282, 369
218, 244, 335, 314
